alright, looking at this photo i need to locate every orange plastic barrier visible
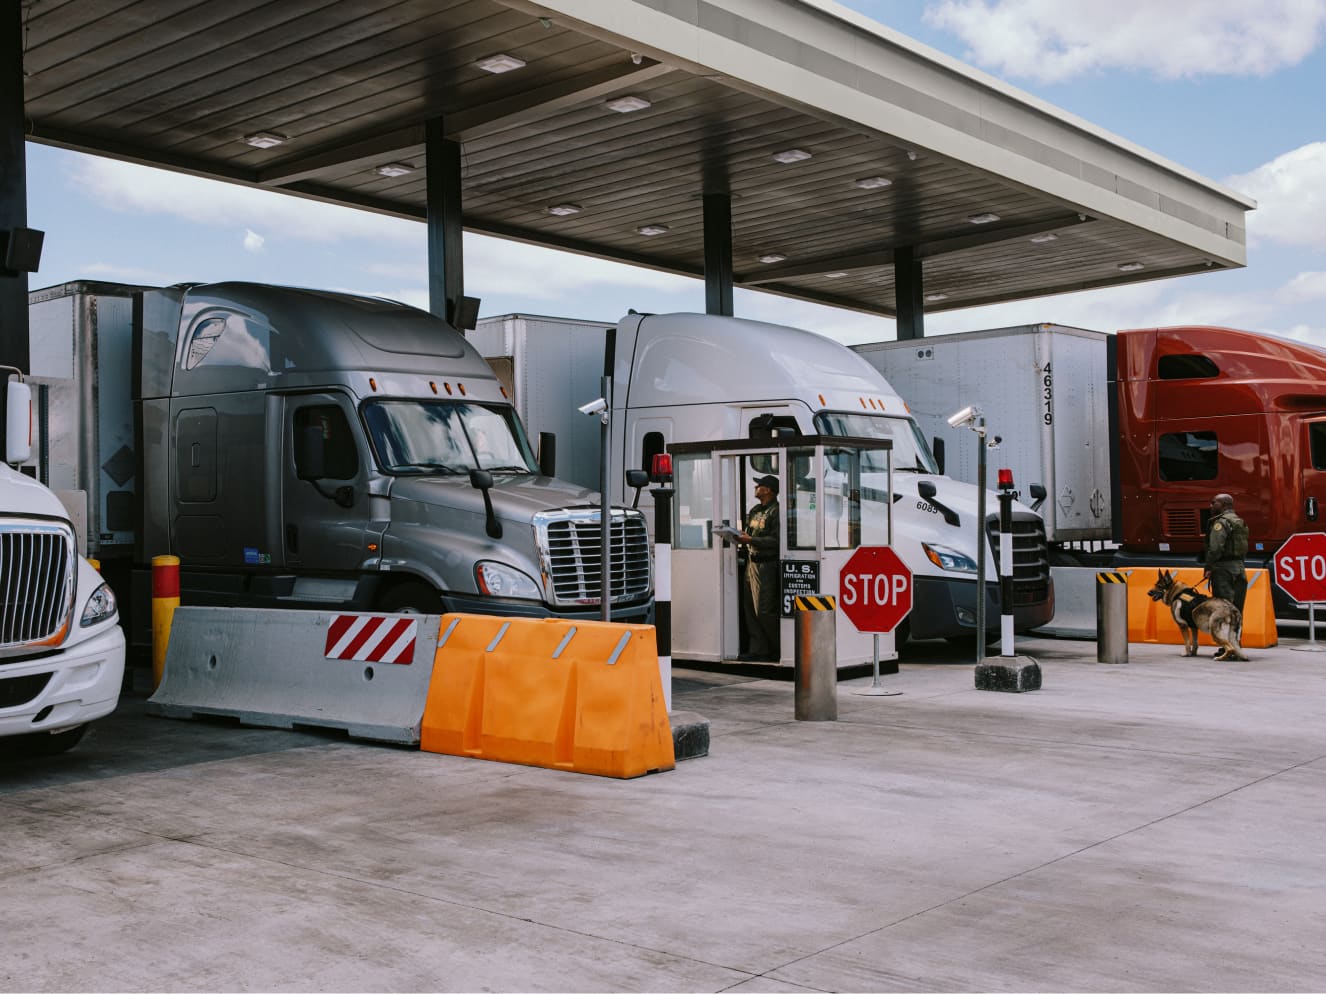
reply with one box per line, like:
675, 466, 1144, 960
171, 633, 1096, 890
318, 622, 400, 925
421, 614, 674, 778
1125, 567, 1277, 648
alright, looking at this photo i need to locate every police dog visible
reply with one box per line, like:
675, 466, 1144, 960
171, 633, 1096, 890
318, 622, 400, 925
1146, 570, 1246, 661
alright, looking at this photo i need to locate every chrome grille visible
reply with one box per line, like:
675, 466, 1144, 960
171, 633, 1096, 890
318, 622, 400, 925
535, 509, 652, 606
985, 512, 1051, 605
0, 523, 77, 650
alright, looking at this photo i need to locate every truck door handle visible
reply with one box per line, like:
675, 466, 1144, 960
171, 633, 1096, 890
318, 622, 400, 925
191, 442, 201, 468
1308, 497, 1319, 522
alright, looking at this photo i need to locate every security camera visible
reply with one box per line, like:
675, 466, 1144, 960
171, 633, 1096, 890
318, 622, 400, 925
578, 397, 608, 417
947, 404, 979, 428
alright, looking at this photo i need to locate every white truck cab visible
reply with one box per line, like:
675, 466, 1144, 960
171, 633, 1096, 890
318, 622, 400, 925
0, 374, 124, 756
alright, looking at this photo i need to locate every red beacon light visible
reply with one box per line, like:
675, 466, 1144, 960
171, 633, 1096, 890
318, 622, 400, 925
650, 452, 674, 484
997, 468, 1015, 490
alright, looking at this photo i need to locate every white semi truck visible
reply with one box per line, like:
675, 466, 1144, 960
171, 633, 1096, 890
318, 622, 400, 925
25, 282, 653, 661
0, 372, 125, 756
472, 311, 1055, 652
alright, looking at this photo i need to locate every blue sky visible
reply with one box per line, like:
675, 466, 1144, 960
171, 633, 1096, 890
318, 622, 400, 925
23, 0, 1326, 346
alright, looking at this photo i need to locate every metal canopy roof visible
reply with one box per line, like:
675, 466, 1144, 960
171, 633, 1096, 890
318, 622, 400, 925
21, 0, 1254, 318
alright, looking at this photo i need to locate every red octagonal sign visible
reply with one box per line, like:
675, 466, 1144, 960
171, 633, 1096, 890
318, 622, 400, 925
839, 545, 913, 633
1274, 532, 1326, 604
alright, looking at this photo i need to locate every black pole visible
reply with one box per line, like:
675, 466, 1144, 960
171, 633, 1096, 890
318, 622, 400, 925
703, 192, 733, 317
652, 483, 673, 712
1, 0, 31, 400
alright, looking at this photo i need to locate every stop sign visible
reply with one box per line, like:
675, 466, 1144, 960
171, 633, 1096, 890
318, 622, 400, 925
1274, 532, 1326, 604
839, 545, 912, 633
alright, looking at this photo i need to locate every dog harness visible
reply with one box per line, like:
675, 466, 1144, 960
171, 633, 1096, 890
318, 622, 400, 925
1173, 588, 1210, 626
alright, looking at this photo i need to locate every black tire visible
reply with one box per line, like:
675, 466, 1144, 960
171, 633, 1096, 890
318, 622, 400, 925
4, 724, 88, 758
376, 580, 445, 615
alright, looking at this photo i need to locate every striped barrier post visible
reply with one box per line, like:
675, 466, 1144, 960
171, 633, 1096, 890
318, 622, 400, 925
997, 477, 1016, 657
151, 554, 181, 690
794, 594, 838, 719
1097, 571, 1129, 664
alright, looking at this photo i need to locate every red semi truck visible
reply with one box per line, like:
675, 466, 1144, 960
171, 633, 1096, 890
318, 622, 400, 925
1111, 324, 1326, 565
856, 323, 1326, 612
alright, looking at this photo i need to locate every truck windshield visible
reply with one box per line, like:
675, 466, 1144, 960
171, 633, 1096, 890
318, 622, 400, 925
814, 412, 939, 473
363, 400, 538, 475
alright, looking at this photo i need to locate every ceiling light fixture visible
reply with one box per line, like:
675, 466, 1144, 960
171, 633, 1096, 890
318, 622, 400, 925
637, 224, 670, 236
825, 272, 848, 279
772, 148, 812, 163
1029, 232, 1058, 243
967, 212, 1001, 225
1118, 261, 1145, 272
374, 162, 414, 178
476, 54, 526, 73
605, 95, 651, 113
547, 203, 582, 216
854, 176, 892, 189
758, 254, 787, 264
242, 132, 287, 149
925, 292, 949, 302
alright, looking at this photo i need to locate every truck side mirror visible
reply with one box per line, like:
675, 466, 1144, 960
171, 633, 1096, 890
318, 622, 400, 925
4, 379, 32, 466
469, 469, 502, 539
294, 424, 326, 481
932, 436, 945, 475
1028, 483, 1047, 511
537, 431, 556, 477
625, 468, 649, 508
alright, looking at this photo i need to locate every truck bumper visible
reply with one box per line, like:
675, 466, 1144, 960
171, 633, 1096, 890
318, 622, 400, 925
909, 576, 1055, 641
438, 592, 654, 625
0, 623, 126, 737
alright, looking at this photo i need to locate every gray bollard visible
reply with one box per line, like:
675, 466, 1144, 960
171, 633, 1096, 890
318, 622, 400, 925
794, 598, 837, 721
1096, 571, 1129, 664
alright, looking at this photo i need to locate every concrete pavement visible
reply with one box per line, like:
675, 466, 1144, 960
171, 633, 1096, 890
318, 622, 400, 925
3, 634, 1325, 992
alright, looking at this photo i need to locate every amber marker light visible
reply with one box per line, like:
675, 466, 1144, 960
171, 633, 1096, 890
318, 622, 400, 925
429, 381, 438, 394
369, 377, 378, 392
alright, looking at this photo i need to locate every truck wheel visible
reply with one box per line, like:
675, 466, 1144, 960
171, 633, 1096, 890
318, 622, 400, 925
377, 581, 444, 615
4, 724, 88, 758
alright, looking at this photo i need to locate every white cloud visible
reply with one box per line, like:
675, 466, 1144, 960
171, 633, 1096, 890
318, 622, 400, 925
1226, 143, 1326, 249
924, 0, 1326, 83
71, 156, 421, 245
242, 228, 265, 253
1280, 271, 1326, 301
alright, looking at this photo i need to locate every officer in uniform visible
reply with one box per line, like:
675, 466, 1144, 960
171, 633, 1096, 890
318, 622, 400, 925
737, 474, 781, 662
1204, 492, 1249, 612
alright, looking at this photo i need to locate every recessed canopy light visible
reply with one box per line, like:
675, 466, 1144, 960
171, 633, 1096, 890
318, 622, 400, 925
374, 162, 414, 178
967, 212, 1001, 225
606, 95, 651, 113
242, 132, 287, 149
758, 254, 787, 264
637, 224, 670, 236
1029, 232, 1058, 243
854, 176, 893, 189
547, 203, 582, 216
476, 54, 526, 74
925, 292, 949, 302
825, 272, 848, 279
1118, 261, 1145, 272
772, 149, 812, 163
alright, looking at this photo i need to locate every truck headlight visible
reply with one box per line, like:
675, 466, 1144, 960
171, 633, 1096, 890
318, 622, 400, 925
922, 542, 977, 574
475, 561, 541, 599
80, 582, 119, 626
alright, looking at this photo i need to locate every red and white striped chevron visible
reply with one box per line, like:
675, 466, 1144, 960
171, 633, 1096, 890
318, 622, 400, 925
324, 614, 418, 664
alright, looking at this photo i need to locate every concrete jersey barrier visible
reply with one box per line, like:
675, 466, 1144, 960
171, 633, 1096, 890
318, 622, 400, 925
148, 607, 442, 744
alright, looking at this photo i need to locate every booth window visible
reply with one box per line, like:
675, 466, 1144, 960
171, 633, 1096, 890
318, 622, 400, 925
641, 431, 665, 472
672, 453, 714, 549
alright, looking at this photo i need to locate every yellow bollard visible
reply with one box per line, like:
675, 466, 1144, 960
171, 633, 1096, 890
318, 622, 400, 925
151, 555, 181, 690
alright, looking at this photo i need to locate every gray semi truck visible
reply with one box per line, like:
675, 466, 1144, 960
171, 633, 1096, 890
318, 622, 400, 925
25, 281, 652, 654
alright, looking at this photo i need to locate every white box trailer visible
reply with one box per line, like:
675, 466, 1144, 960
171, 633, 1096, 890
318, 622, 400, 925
470, 313, 613, 492
852, 324, 1112, 544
